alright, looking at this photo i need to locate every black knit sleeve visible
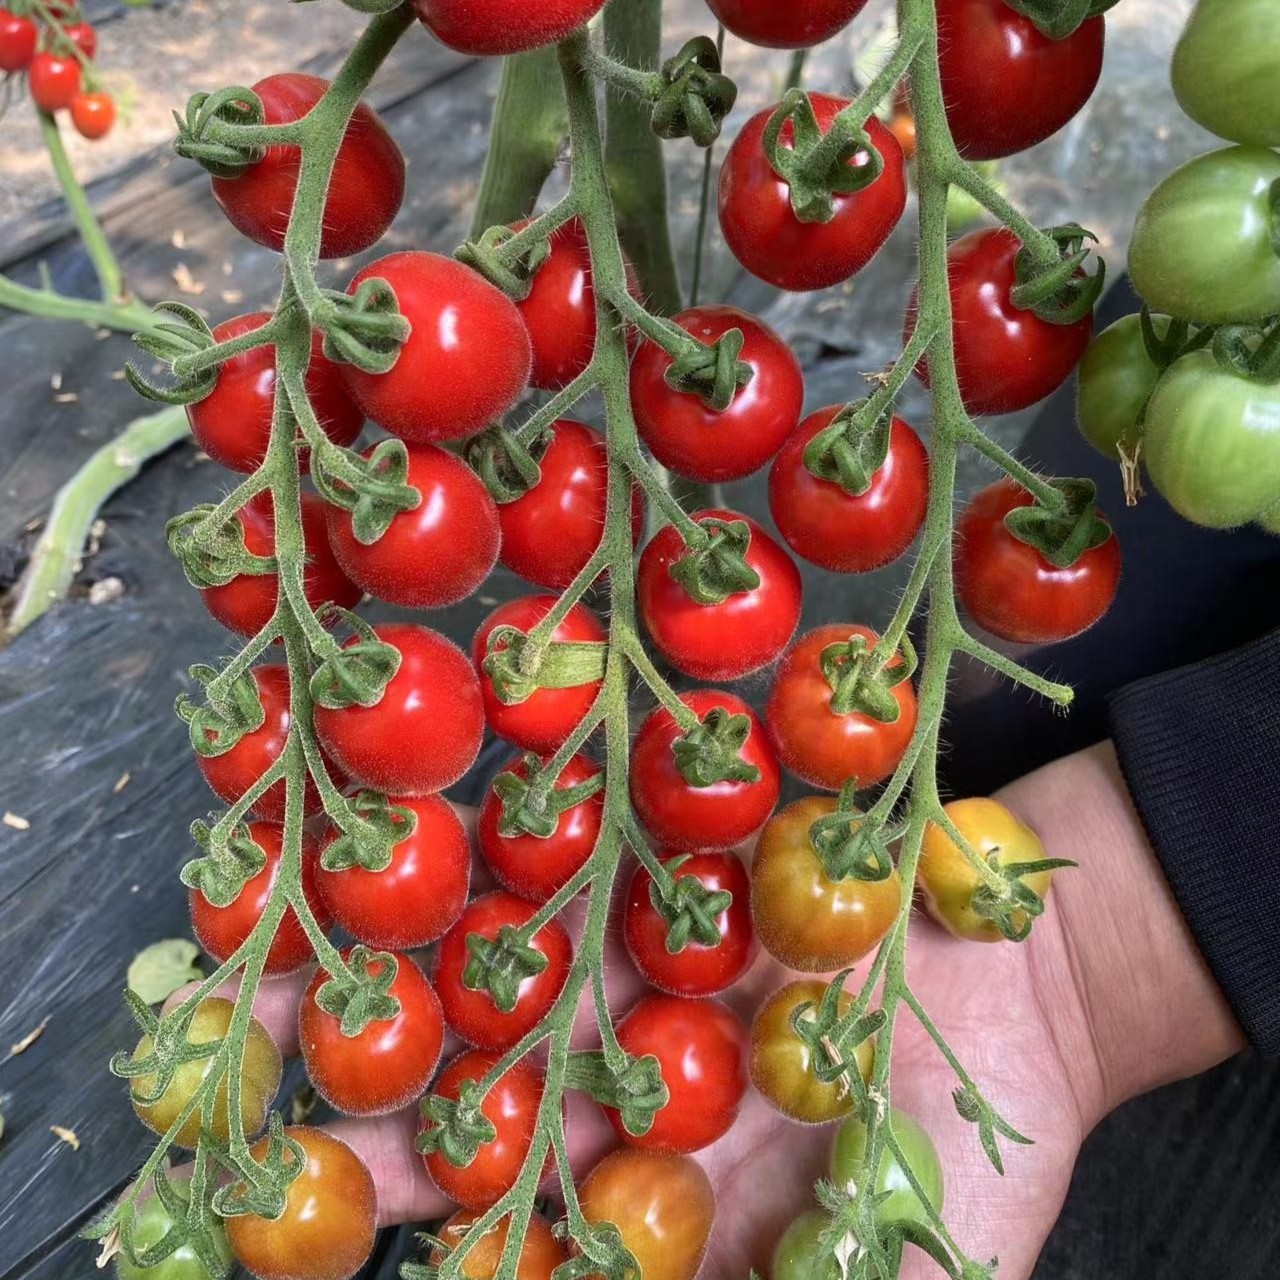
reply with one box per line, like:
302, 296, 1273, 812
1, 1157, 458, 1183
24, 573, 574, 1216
1109, 628, 1280, 1056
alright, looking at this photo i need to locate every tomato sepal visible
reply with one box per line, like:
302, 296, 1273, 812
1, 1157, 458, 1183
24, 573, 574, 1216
466, 422, 548, 503
806, 782, 896, 881
482, 624, 608, 705
1001, 477, 1112, 569
652, 36, 738, 147
645, 853, 736, 953
789, 969, 883, 1095
166, 504, 276, 590
952, 1083, 1032, 1177
551, 1222, 642, 1280
455, 222, 552, 301
1212, 318, 1280, 385
667, 515, 762, 605
321, 790, 419, 873
820, 630, 917, 721
969, 852, 1077, 942
173, 86, 267, 178
127, 302, 221, 406
462, 923, 551, 1013
309, 614, 404, 710
659, 321, 754, 411
316, 277, 411, 375
416, 1082, 499, 1168
312, 437, 421, 545
1001, 0, 1117, 40
310, 944, 402, 1036
564, 1050, 670, 1138
177, 664, 266, 757
801, 399, 894, 497
1010, 224, 1105, 326
182, 817, 268, 909
671, 703, 764, 787
491, 752, 605, 839
211, 1113, 307, 1222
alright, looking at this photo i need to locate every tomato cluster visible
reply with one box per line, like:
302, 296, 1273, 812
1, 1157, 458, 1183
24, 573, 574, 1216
1, 3, 116, 139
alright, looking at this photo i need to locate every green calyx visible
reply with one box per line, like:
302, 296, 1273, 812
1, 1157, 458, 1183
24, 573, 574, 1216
1001, 0, 1118, 40
803, 402, 894, 496
807, 782, 896, 881
564, 1050, 669, 1138
668, 515, 760, 606
466, 423, 548, 504
1212, 319, 1280, 386
821, 632, 917, 721
127, 302, 219, 406
312, 437, 420, 545
652, 36, 737, 147
321, 790, 418, 873
671, 704, 762, 788
555, 1222, 642, 1280
1004, 477, 1112, 568
316, 278, 411, 375
1011, 223, 1106, 325
648, 854, 732, 952
763, 87, 884, 225
177, 664, 266, 758
969, 854, 1077, 942
662, 324, 753, 411
455, 223, 552, 301
166, 503, 275, 590
1139, 306, 1213, 372
173, 86, 266, 178
462, 925, 549, 1013
108, 1173, 228, 1278
110, 991, 222, 1100
309, 617, 402, 710
312, 946, 402, 1036
417, 1081, 497, 1169
952, 1083, 1032, 1177
790, 971, 884, 1089
212, 1114, 307, 1221
481, 625, 608, 706
182, 817, 268, 908
491, 754, 604, 839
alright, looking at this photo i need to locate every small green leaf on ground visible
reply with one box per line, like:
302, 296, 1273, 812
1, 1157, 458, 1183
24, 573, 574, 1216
128, 939, 204, 1004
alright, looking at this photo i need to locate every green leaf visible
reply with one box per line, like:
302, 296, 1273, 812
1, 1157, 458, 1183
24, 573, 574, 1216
127, 939, 204, 1005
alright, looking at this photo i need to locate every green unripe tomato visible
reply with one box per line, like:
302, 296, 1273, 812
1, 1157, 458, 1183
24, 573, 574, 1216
1143, 349, 1280, 528
1257, 505, 1280, 535
115, 1186, 232, 1280
1076, 314, 1166, 458
1129, 147, 1280, 324
1173, 0, 1280, 146
830, 1108, 944, 1230
772, 1210, 842, 1280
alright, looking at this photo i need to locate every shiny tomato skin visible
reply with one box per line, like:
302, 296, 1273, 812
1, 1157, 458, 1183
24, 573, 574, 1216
606, 995, 749, 1153
195, 664, 338, 822
340, 250, 531, 442
496, 419, 644, 591
769, 409, 929, 572
226, 1127, 377, 1280
904, 228, 1094, 417
623, 850, 757, 996
197, 491, 361, 639
630, 306, 805, 481
477, 752, 604, 904
920, 797, 1054, 942
212, 74, 404, 259
189, 820, 331, 975
129, 997, 281, 1150
299, 950, 443, 1115
719, 96, 906, 291
751, 978, 872, 1124
412, 0, 606, 55
63, 21, 97, 58
830, 1108, 945, 1228
751, 797, 900, 971
186, 313, 363, 474
954, 478, 1121, 643
325, 443, 499, 607
431, 1209, 567, 1278
766, 625, 917, 790
71, 91, 115, 140
115, 1180, 234, 1280
936, 0, 1105, 160
630, 689, 781, 851
1075, 314, 1164, 460
0, 12, 37, 72
579, 1149, 715, 1280
420, 1050, 545, 1211
313, 623, 485, 794
706, 0, 868, 48
638, 508, 802, 681
772, 1210, 841, 1280
472, 595, 606, 752
316, 794, 471, 949
28, 52, 81, 111
435, 891, 573, 1051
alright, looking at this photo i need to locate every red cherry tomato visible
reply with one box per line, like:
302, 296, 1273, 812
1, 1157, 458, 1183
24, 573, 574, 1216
211, 73, 404, 259
0, 11, 37, 72
496, 419, 644, 591
435, 891, 573, 1051
904, 228, 1094, 417
411, 0, 606, 55
630, 306, 805, 482
69, 90, 115, 140
313, 623, 485, 795
954, 477, 1121, 643
340, 251, 531, 443
325, 443, 499, 608
605, 995, 749, 1154
719, 95, 906, 291
472, 595, 606, 752
766, 624, 917, 789
189, 820, 332, 975
768, 410, 929, 573
420, 1050, 546, 1211
623, 850, 756, 997
638, 509, 802, 681
705, 0, 869, 48
186, 313, 363, 474
477, 752, 604, 904
630, 689, 781, 851
226, 1127, 376, 1280
197, 492, 361, 639
28, 53, 80, 111
937, 0, 1105, 160
316, 794, 471, 949
62, 21, 96, 58
195, 664, 341, 821
299, 949, 444, 1116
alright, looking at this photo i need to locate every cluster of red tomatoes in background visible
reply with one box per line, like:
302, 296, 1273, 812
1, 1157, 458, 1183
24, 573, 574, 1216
0, 0, 116, 139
